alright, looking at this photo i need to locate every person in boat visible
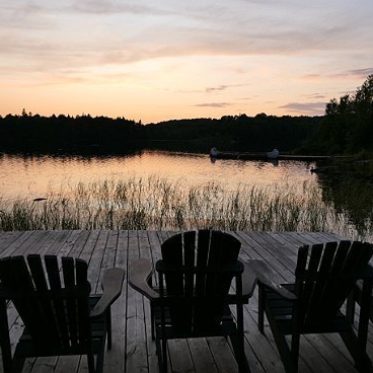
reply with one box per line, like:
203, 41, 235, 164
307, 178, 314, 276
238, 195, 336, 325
266, 148, 279, 159
210, 147, 219, 158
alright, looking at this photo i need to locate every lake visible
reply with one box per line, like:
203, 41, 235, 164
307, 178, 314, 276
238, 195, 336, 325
0, 151, 371, 240
0, 151, 316, 200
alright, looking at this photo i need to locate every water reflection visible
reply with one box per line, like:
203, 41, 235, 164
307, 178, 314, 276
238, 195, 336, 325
0, 150, 316, 200
0, 151, 371, 240
316, 172, 373, 238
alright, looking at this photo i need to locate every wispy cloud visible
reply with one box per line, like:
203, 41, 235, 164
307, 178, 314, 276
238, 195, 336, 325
337, 68, 373, 79
304, 93, 327, 100
279, 102, 326, 115
195, 102, 232, 108
302, 68, 373, 81
205, 83, 247, 93
69, 1, 171, 16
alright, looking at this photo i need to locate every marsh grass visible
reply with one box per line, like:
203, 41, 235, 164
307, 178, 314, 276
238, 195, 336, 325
0, 176, 371, 240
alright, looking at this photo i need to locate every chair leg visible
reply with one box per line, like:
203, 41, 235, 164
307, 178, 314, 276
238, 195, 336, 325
155, 337, 168, 373
340, 328, 373, 373
229, 333, 250, 373
106, 308, 112, 350
150, 304, 155, 340
258, 285, 264, 334
290, 333, 300, 373
266, 310, 297, 373
0, 299, 13, 373
341, 278, 373, 373
161, 336, 168, 373
87, 352, 96, 373
9, 351, 25, 373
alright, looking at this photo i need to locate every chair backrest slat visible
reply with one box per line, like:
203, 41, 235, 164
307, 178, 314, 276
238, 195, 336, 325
44, 255, 69, 349
196, 230, 210, 296
62, 257, 79, 348
27, 255, 61, 345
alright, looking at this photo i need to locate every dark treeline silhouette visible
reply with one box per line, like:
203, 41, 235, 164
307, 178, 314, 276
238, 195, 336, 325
1, 75, 372, 156
0, 113, 144, 154
303, 75, 373, 155
145, 114, 321, 153
0, 112, 321, 155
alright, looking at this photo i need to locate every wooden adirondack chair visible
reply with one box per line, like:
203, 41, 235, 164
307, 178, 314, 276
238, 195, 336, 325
0, 255, 124, 373
256, 241, 373, 373
129, 230, 258, 373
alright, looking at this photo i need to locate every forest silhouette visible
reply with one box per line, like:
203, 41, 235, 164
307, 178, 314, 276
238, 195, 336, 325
1, 75, 372, 155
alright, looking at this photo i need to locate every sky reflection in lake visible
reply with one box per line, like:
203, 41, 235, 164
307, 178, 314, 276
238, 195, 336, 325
0, 151, 317, 201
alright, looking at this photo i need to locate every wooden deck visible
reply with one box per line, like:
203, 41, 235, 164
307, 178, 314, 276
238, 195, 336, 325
0, 230, 372, 373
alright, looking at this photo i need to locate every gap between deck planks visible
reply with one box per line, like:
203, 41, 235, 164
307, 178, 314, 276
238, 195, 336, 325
0, 230, 371, 373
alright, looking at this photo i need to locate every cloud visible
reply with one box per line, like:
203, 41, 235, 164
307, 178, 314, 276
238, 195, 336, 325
205, 83, 247, 93
279, 102, 326, 115
195, 102, 232, 108
69, 1, 170, 15
339, 68, 373, 79
305, 93, 327, 100
205, 85, 229, 93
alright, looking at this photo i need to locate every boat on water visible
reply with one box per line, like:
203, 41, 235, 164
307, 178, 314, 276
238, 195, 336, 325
210, 147, 280, 160
209, 148, 345, 161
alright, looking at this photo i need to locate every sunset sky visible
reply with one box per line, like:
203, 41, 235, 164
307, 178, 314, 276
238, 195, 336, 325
1, 0, 373, 123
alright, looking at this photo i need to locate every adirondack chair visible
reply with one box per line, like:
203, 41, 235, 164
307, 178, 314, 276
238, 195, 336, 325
0, 255, 124, 373
129, 230, 258, 373
255, 241, 373, 373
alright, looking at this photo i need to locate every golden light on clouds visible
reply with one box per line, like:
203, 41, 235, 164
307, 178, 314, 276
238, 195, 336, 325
1, 0, 373, 122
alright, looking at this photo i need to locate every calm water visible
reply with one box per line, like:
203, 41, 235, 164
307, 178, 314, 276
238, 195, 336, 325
0, 151, 317, 201
0, 151, 371, 240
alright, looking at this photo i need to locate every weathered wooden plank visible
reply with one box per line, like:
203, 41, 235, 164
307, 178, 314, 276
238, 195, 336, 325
0, 231, 25, 255
207, 337, 238, 373
126, 230, 149, 373
77, 230, 109, 373
104, 230, 128, 373
0, 230, 371, 373
138, 230, 159, 373
188, 338, 219, 373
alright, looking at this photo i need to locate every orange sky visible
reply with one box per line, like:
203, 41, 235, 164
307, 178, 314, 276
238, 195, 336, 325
1, 0, 372, 123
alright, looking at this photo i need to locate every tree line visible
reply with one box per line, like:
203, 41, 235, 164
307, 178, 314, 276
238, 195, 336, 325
0, 112, 320, 155
0, 75, 372, 155
303, 75, 373, 155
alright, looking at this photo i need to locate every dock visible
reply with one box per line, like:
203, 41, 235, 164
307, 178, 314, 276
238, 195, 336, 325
211, 151, 350, 162
0, 230, 372, 373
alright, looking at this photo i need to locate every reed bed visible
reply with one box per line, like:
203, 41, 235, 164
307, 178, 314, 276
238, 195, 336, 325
0, 176, 371, 241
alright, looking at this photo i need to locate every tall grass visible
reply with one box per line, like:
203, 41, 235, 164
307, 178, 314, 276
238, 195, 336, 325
0, 176, 371, 240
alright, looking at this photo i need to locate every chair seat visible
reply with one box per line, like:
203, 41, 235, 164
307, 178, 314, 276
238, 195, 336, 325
153, 304, 237, 339
263, 284, 352, 334
14, 296, 107, 358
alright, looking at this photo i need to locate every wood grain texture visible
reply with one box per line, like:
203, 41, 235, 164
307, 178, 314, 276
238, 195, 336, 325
0, 230, 371, 373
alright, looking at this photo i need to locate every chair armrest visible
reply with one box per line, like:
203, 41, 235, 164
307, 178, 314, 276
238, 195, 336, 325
129, 258, 159, 300
252, 260, 297, 301
90, 268, 125, 318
